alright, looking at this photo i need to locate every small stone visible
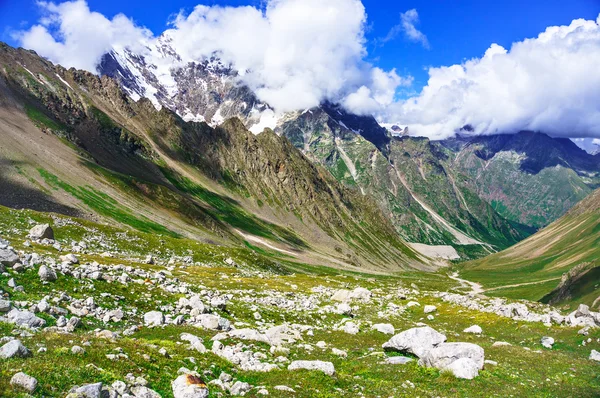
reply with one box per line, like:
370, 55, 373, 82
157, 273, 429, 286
71, 345, 85, 355
424, 305, 437, 314
288, 360, 335, 376
230, 381, 251, 396
72, 382, 103, 398
590, 349, 600, 362
541, 336, 554, 349
463, 325, 483, 334
144, 311, 165, 327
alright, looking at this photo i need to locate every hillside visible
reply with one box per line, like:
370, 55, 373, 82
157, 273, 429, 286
0, 43, 425, 272
461, 188, 600, 310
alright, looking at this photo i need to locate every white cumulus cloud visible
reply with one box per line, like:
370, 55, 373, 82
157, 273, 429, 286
386, 15, 600, 139
15, 0, 409, 113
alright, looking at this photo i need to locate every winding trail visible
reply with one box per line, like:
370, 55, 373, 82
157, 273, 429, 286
448, 272, 484, 295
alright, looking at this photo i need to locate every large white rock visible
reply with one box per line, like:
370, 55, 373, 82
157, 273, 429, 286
38, 265, 57, 282
288, 360, 335, 376
382, 326, 447, 357
144, 311, 165, 327
590, 349, 600, 362
541, 336, 554, 349
0, 340, 31, 359
6, 309, 46, 329
419, 342, 485, 372
28, 224, 54, 240
331, 289, 351, 302
10, 372, 38, 393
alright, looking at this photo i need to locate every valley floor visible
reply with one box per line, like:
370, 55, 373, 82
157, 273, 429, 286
0, 206, 599, 397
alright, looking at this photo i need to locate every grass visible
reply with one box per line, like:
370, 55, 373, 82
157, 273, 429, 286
0, 205, 599, 397
37, 168, 178, 237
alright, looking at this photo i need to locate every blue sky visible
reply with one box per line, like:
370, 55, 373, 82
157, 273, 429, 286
2, 0, 598, 93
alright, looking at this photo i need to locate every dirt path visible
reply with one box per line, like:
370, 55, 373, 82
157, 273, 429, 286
448, 272, 485, 295
483, 277, 561, 292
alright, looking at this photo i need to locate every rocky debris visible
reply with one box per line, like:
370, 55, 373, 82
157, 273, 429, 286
383, 326, 447, 357
288, 360, 336, 376
541, 336, 555, 349
464, 325, 483, 334
230, 381, 252, 396
144, 311, 165, 327
38, 265, 58, 281
590, 350, 600, 362
439, 292, 600, 327
332, 348, 348, 358
29, 224, 54, 240
0, 247, 19, 266
342, 321, 359, 335
5, 309, 46, 329
68, 382, 103, 398
372, 323, 395, 334
0, 299, 12, 313
0, 340, 31, 361
10, 372, 38, 393
331, 287, 372, 302
172, 373, 209, 398
419, 342, 485, 379
424, 305, 437, 314
212, 341, 277, 372
131, 385, 162, 397
60, 253, 79, 265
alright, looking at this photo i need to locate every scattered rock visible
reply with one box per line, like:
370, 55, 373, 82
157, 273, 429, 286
384, 356, 414, 365
541, 337, 554, 349
10, 372, 38, 393
172, 374, 209, 398
0, 248, 19, 267
0, 339, 31, 359
419, 342, 485, 379
590, 350, 600, 362
288, 360, 336, 376
28, 224, 54, 240
372, 323, 395, 335
38, 265, 57, 281
424, 305, 437, 314
144, 311, 165, 327
463, 325, 483, 334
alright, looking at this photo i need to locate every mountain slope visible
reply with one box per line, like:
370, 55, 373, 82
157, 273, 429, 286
0, 42, 426, 271
462, 187, 600, 309
442, 132, 600, 228
277, 106, 532, 259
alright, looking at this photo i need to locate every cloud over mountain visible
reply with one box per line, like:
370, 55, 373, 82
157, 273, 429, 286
14, 1, 600, 139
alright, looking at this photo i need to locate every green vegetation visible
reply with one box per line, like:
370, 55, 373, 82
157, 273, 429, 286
37, 168, 178, 237
25, 104, 65, 131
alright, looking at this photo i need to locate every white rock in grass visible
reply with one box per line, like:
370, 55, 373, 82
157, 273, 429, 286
590, 349, 600, 362
144, 311, 165, 327
463, 325, 483, 334
38, 265, 57, 281
541, 336, 554, 349
372, 323, 395, 335
424, 305, 437, 314
288, 360, 335, 376
172, 374, 209, 398
10, 372, 38, 393
0, 340, 31, 359
419, 342, 485, 373
29, 224, 54, 240
383, 326, 446, 357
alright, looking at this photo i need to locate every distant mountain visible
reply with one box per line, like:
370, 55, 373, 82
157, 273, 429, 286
441, 132, 600, 228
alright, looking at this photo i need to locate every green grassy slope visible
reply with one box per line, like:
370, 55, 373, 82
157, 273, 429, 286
461, 188, 600, 309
